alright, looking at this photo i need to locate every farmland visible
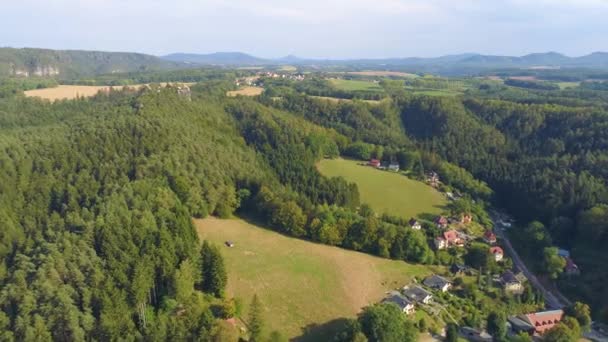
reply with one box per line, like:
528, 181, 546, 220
317, 158, 446, 219
346, 71, 418, 78
24, 82, 195, 101
328, 78, 383, 92
226, 86, 264, 96
195, 217, 439, 340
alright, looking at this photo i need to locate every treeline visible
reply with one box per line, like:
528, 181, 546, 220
0, 78, 58, 98
504, 78, 560, 91
264, 77, 385, 101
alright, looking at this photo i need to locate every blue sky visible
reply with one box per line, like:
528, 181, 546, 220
1, 0, 607, 58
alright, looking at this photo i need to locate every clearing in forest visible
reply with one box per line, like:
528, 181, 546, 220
226, 86, 264, 97
346, 71, 418, 78
328, 79, 383, 92
317, 158, 446, 219
195, 217, 438, 341
24, 83, 195, 101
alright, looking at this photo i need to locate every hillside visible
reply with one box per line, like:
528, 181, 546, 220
162, 52, 269, 65
196, 217, 439, 340
0, 47, 181, 78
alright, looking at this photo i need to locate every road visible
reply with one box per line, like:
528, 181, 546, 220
490, 214, 565, 309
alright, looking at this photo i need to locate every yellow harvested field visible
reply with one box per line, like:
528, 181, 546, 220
226, 86, 264, 97
24, 83, 195, 101
347, 71, 418, 78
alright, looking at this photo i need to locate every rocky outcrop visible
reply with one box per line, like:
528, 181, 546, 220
11, 64, 60, 77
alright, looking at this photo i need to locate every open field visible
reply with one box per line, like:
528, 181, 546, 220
346, 71, 418, 78
317, 158, 446, 219
226, 86, 264, 97
195, 217, 439, 340
24, 83, 195, 101
25, 85, 129, 100
329, 79, 383, 92
557, 81, 580, 89
309, 95, 382, 104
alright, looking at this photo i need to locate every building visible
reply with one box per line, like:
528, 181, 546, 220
409, 218, 421, 230
435, 216, 449, 229
402, 285, 433, 304
460, 327, 493, 342
423, 275, 452, 292
383, 291, 415, 315
461, 213, 473, 224
557, 249, 570, 258
434, 230, 464, 250
483, 231, 497, 244
388, 163, 400, 172
427, 171, 440, 187
368, 159, 381, 168
450, 263, 469, 276
508, 310, 564, 335
564, 258, 580, 276
500, 270, 524, 294
490, 246, 504, 262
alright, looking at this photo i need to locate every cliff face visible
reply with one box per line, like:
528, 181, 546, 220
0, 47, 181, 78
11, 64, 60, 77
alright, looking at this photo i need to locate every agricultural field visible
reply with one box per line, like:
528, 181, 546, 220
226, 86, 264, 97
329, 78, 383, 92
195, 217, 439, 340
346, 71, 418, 78
317, 158, 446, 219
309, 95, 382, 104
24, 85, 128, 100
24, 82, 195, 101
557, 81, 580, 89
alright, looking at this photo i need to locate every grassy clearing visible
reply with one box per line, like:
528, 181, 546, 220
309, 95, 382, 104
557, 81, 580, 89
226, 86, 264, 97
317, 158, 446, 219
329, 79, 383, 92
346, 71, 418, 78
195, 217, 439, 340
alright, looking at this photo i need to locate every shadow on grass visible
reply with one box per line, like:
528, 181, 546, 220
292, 318, 351, 342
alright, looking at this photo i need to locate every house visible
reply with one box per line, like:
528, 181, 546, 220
423, 275, 452, 292
461, 213, 473, 224
450, 263, 468, 276
435, 216, 449, 228
368, 159, 381, 168
500, 270, 523, 294
388, 163, 400, 172
409, 218, 422, 230
490, 246, 504, 262
483, 231, 497, 244
402, 285, 433, 304
557, 249, 570, 258
427, 171, 440, 187
508, 310, 564, 335
383, 291, 415, 315
434, 230, 464, 250
460, 327, 493, 342
564, 258, 580, 276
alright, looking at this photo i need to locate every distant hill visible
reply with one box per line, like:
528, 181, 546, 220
162, 52, 269, 65
0, 47, 180, 79
161, 50, 608, 71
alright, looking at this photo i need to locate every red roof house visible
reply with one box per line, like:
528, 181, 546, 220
526, 310, 564, 335
368, 159, 381, 168
434, 230, 463, 249
435, 216, 449, 228
490, 246, 504, 261
483, 231, 497, 244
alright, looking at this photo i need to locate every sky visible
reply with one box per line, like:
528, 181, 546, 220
1, 0, 607, 59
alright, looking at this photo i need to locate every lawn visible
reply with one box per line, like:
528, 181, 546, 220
195, 217, 439, 340
329, 78, 383, 92
317, 158, 447, 219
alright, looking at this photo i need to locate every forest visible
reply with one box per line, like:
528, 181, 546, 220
1, 67, 608, 341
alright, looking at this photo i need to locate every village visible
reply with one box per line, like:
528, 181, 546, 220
365, 158, 583, 341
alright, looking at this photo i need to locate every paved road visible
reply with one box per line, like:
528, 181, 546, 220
490, 215, 565, 309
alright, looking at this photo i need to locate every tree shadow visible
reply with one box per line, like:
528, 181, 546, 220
291, 318, 351, 342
